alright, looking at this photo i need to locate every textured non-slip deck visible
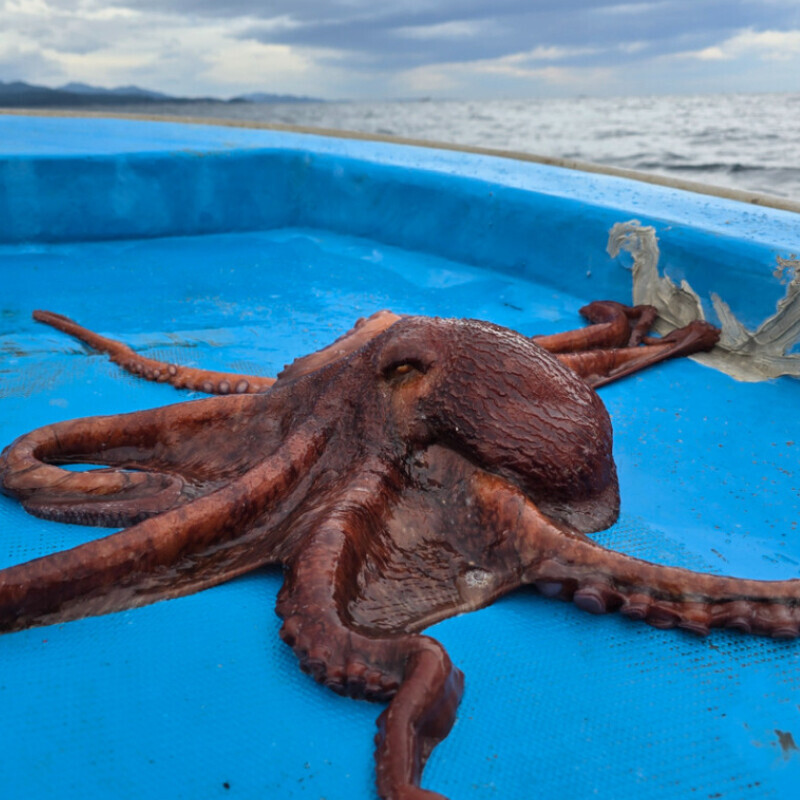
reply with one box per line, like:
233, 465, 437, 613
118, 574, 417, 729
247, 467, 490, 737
1, 115, 799, 799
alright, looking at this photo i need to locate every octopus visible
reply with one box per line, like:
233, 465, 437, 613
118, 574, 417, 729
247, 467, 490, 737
0, 302, 797, 800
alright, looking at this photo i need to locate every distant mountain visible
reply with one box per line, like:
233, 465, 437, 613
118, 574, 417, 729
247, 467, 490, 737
0, 80, 188, 107
234, 92, 323, 104
0, 80, 324, 108
59, 82, 172, 100
0, 81, 66, 103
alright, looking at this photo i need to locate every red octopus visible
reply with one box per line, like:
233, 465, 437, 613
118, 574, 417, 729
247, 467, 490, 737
2, 303, 794, 800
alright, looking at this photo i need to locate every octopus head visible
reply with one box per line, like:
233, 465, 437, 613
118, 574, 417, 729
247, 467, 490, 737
372, 316, 619, 532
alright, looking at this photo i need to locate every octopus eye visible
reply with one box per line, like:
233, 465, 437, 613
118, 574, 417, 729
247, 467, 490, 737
392, 362, 414, 375
383, 359, 427, 380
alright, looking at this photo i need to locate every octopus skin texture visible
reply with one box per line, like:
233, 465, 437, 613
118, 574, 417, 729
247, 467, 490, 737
0, 302, 795, 800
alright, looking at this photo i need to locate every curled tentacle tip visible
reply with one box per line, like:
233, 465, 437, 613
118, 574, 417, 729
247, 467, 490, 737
33, 309, 62, 322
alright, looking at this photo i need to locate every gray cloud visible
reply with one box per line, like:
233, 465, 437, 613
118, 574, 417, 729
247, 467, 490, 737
4, 0, 800, 97
0, 45, 63, 82
248, 1, 798, 68
104, 0, 799, 72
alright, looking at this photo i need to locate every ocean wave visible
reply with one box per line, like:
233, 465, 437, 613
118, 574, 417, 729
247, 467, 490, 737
99, 94, 800, 200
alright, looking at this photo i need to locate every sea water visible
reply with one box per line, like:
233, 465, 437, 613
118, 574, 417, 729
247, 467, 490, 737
114, 93, 800, 200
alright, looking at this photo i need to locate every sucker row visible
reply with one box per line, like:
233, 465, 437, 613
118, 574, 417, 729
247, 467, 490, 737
279, 612, 400, 701
533, 573, 800, 639
32, 309, 274, 395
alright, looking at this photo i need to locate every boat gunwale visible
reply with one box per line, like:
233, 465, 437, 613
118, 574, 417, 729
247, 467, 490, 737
2, 107, 797, 216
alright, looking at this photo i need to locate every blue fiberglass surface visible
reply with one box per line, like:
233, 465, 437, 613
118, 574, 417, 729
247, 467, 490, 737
2, 115, 798, 340
1, 116, 799, 799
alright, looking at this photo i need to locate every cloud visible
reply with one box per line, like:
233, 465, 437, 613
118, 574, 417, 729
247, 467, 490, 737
226, 0, 800, 92
0, 39, 61, 82
390, 52, 621, 100
1, 0, 799, 97
679, 28, 800, 62
394, 20, 488, 41
0, 1, 338, 96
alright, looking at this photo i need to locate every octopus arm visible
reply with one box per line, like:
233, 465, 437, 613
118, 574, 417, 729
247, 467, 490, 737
472, 472, 800, 638
0, 393, 284, 526
533, 301, 656, 353
531, 301, 719, 387
277, 468, 464, 800
555, 319, 720, 388
33, 308, 402, 393
33, 310, 275, 394
0, 428, 323, 634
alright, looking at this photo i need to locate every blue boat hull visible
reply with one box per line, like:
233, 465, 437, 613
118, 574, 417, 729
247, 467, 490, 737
1, 114, 799, 799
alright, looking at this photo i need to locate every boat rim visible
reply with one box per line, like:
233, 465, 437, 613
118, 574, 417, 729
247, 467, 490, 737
2, 107, 798, 216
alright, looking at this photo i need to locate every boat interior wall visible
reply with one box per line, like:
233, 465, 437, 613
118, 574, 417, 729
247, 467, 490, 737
1, 117, 798, 337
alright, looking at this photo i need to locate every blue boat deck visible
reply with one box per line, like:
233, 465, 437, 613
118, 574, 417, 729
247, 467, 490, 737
1, 114, 799, 799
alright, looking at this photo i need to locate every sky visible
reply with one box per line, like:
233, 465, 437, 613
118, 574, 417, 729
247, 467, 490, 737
1, 0, 799, 99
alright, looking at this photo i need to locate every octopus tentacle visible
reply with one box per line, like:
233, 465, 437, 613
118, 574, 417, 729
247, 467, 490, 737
530, 301, 719, 387
276, 468, 463, 799
533, 301, 657, 353
374, 637, 464, 800
0, 393, 277, 526
556, 320, 720, 388
473, 472, 800, 639
34, 310, 275, 394
0, 427, 324, 634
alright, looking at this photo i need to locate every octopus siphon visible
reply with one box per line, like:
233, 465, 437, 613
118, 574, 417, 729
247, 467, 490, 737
1, 301, 797, 800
